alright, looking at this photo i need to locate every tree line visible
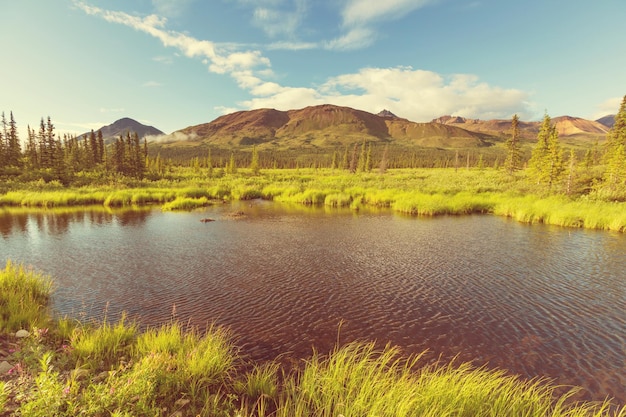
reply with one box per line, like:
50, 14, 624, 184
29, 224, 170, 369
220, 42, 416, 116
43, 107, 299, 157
0, 114, 148, 183
2, 95, 625, 200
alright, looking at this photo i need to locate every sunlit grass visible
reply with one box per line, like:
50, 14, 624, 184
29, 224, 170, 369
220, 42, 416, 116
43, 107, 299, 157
161, 196, 210, 211
2, 168, 626, 231
0, 260, 53, 333
70, 313, 138, 370
277, 342, 622, 417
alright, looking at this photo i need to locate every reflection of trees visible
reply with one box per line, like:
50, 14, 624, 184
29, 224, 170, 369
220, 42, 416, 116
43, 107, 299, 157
0, 213, 28, 238
0, 207, 151, 238
115, 209, 151, 227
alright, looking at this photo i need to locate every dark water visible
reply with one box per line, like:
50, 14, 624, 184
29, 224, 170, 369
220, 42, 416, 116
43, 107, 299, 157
1, 202, 625, 404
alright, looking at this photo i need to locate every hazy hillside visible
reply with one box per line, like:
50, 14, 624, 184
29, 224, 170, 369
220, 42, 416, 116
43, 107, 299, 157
596, 114, 616, 128
80, 117, 164, 143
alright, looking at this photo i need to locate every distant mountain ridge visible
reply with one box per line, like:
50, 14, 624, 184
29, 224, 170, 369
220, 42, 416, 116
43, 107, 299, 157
80, 117, 164, 143
174, 104, 495, 149
432, 114, 611, 139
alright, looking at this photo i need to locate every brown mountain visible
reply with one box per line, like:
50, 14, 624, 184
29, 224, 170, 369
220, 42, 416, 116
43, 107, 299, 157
175, 104, 495, 149
80, 117, 164, 144
431, 115, 609, 141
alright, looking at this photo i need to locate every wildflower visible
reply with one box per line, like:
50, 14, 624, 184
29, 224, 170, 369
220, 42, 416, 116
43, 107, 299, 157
63, 386, 71, 395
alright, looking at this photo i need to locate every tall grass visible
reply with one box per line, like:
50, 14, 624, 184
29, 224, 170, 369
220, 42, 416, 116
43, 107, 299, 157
0, 260, 53, 332
70, 312, 138, 369
276, 342, 621, 417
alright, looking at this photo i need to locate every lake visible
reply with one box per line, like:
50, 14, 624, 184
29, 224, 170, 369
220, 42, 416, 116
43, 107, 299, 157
1, 201, 625, 404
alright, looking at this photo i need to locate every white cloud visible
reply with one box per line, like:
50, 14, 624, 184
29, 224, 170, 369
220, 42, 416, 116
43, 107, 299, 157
325, 0, 436, 50
241, 67, 530, 122
324, 27, 376, 51
342, 0, 435, 26
75, 1, 270, 87
593, 96, 622, 119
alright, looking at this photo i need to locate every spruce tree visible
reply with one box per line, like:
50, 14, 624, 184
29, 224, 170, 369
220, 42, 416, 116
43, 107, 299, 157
250, 145, 260, 175
503, 114, 522, 175
379, 144, 389, 174
527, 113, 553, 186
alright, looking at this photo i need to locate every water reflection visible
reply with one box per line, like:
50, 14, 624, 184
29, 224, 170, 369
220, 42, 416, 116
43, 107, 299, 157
0, 206, 152, 237
0, 202, 625, 405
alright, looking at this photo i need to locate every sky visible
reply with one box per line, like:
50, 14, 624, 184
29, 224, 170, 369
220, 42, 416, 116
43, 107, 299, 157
2, 0, 625, 138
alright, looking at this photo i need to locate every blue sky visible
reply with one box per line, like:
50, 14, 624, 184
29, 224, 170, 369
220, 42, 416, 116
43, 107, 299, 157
2, 0, 625, 137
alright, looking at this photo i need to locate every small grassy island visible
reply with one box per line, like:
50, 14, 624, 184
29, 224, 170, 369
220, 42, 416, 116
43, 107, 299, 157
1, 262, 624, 416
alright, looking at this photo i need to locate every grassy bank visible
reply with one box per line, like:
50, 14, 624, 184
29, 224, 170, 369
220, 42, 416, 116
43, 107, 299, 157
1, 168, 626, 232
1, 262, 624, 416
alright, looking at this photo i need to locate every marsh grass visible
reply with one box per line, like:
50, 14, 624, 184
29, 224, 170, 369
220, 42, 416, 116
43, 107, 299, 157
0, 260, 53, 332
3, 168, 626, 232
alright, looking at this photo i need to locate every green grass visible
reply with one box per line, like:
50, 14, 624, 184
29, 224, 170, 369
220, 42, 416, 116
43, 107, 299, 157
161, 196, 211, 211
0, 260, 53, 333
70, 312, 138, 370
1, 262, 625, 416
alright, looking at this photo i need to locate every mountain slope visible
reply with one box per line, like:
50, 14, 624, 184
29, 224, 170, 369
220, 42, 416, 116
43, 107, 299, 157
177, 104, 494, 148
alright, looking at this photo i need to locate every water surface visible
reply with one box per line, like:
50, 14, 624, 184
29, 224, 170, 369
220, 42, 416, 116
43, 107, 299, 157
1, 202, 625, 403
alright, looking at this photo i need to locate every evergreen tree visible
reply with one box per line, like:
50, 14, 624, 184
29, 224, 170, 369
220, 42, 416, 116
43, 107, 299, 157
357, 140, 367, 172
365, 142, 372, 172
527, 113, 553, 186
602, 144, 626, 192
503, 114, 522, 175
250, 145, 260, 175
600, 95, 626, 193
227, 152, 237, 174
342, 146, 349, 170
206, 148, 213, 178
25, 125, 39, 169
546, 127, 564, 190
379, 144, 389, 174
349, 143, 358, 173
96, 130, 105, 164
605, 95, 626, 154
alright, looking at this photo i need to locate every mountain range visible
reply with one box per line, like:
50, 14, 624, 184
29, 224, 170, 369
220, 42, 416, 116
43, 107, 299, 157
91, 105, 616, 151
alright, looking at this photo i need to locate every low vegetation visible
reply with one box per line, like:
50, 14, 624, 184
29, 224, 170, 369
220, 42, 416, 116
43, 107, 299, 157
1, 262, 624, 416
